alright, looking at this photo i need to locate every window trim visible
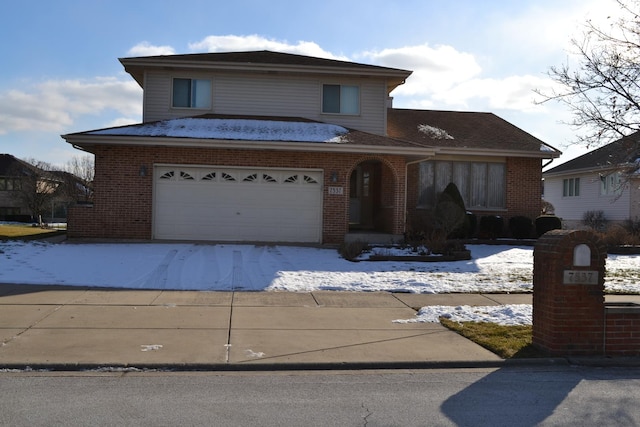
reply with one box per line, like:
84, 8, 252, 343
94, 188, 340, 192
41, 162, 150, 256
0, 177, 22, 191
600, 172, 622, 196
321, 83, 361, 115
171, 77, 212, 110
562, 177, 580, 197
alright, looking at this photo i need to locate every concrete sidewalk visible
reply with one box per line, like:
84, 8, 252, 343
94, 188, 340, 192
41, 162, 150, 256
0, 285, 638, 370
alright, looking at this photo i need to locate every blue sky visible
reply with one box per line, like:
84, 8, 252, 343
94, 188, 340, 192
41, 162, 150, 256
0, 0, 618, 168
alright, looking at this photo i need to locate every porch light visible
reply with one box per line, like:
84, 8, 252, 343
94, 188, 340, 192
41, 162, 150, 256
331, 171, 338, 182
139, 165, 147, 177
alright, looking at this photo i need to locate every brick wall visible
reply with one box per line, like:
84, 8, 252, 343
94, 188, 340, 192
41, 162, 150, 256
605, 308, 640, 357
68, 144, 406, 244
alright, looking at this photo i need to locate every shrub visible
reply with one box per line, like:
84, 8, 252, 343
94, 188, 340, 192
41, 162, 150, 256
339, 240, 369, 261
509, 216, 533, 239
583, 210, 608, 231
535, 215, 562, 237
601, 223, 640, 247
466, 212, 478, 238
478, 215, 504, 239
434, 182, 470, 238
623, 217, 640, 237
541, 200, 555, 215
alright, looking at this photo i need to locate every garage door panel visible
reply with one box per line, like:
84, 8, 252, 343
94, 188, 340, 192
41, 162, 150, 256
154, 166, 323, 242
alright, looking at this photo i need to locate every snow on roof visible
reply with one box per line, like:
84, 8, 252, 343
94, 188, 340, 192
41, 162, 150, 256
417, 124, 454, 140
88, 117, 350, 143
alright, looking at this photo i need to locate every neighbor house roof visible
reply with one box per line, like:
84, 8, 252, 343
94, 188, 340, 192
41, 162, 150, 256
120, 50, 412, 93
544, 131, 640, 176
63, 114, 435, 158
0, 154, 38, 176
387, 109, 561, 159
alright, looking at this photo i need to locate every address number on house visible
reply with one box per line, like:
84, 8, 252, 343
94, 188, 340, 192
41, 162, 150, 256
328, 186, 344, 195
563, 270, 598, 285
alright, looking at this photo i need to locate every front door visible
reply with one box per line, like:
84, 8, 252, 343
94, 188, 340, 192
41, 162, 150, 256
349, 162, 378, 229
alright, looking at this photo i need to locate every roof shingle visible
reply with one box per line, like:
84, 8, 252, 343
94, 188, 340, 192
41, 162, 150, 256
544, 131, 640, 175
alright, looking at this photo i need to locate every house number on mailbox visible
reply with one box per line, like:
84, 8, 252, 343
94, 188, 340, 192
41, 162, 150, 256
563, 270, 598, 285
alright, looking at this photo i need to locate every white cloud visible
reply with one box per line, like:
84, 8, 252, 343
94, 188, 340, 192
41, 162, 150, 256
0, 77, 141, 134
359, 43, 482, 98
435, 75, 557, 111
127, 41, 175, 56
359, 43, 559, 113
188, 34, 348, 60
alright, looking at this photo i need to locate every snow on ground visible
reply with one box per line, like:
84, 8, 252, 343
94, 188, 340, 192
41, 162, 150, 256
394, 304, 533, 326
0, 241, 638, 294
0, 240, 638, 325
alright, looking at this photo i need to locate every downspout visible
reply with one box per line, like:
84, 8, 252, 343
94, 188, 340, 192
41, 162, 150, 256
542, 159, 555, 169
404, 156, 434, 237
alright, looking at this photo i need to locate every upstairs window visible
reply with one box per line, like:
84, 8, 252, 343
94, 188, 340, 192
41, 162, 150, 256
322, 84, 359, 114
563, 177, 580, 197
172, 78, 211, 109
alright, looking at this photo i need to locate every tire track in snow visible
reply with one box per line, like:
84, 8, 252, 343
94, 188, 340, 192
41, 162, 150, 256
163, 245, 203, 289
200, 245, 221, 290
138, 249, 179, 289
244, 245, 269, 290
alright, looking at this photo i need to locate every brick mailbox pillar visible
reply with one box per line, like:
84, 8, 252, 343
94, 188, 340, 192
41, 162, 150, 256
533, 229, 607, 356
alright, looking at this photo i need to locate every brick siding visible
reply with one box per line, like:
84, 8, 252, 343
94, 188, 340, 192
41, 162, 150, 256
68, 145, 406, 244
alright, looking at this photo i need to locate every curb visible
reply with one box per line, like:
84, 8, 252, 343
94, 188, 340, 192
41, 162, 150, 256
0, 358, 584, 373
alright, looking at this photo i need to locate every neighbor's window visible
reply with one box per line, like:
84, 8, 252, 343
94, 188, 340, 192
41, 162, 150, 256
322, 84, 359, 114
563, 177, 580, 197
172, 78, 212, 109
0, 177, 21, 191
418, 161, 506, 209
600, 172, 622, 196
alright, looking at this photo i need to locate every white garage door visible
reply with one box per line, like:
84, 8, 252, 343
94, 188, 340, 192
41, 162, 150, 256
153, 165, 323, 242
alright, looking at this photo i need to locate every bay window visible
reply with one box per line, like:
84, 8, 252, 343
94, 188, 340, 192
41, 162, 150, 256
418, 160, 506, 209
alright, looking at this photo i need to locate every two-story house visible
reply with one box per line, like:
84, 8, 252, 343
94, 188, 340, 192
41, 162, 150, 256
543, 131, 640, 228
0, 154, 78, 223
62, 50, 560, 244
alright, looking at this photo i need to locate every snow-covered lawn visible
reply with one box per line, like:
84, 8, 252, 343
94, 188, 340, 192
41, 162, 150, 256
1, 241, 638, 325
1, 241, 638, 294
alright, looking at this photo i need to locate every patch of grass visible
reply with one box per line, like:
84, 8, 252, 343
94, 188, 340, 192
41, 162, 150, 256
0, 224, 62, 238
440, 318, 545, 359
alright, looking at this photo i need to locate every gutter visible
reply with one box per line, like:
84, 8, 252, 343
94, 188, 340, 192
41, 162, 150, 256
62, 134, 437, 158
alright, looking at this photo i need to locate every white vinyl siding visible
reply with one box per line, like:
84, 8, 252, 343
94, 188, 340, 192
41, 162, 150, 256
545, 173, 633, 222
141, 70, 387, 135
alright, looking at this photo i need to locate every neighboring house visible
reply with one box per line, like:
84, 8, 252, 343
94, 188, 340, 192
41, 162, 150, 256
0, 154, 88, 223
62, 51, 560, 244
543, 132, 640, 229
0, 154, 31, 221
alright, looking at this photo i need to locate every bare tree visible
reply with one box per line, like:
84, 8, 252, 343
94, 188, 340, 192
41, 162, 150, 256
537, 0, 640, 148
9, 158, 63, 225
64, 154, 94, 203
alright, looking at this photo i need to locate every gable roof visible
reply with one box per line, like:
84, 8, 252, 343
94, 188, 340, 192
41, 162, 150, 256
387, 109, 561, 158
544, 131, 640, 176
120, 50, 412, 93
0, 154, 37, 176
63, 114, 435, 158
